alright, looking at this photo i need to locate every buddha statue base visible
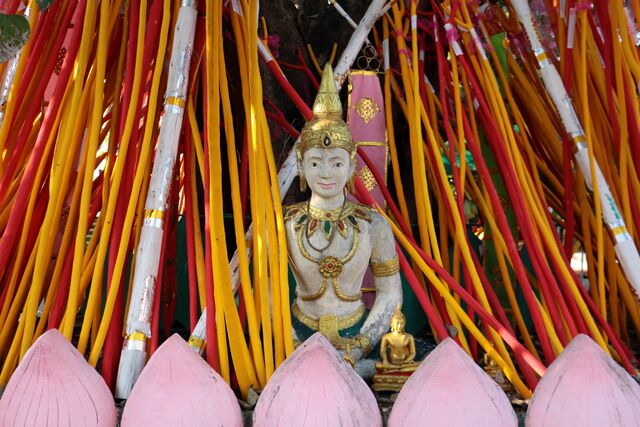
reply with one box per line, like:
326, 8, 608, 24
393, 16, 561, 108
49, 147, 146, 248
372, 362, 419, 392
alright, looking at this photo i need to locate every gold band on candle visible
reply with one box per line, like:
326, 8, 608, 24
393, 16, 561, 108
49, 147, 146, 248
188, 336, 206, 352
125, 331, 147, 352
144, 209, 165, 229
166, 96, 186, 109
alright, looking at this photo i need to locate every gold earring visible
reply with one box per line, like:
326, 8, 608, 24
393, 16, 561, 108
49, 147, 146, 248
299, 174, 307, 192
347, 171, 355, 193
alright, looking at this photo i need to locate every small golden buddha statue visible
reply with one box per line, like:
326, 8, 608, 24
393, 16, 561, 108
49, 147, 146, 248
372, 305, 420, 392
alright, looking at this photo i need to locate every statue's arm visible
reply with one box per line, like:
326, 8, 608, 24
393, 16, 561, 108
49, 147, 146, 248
408, 337, 416, 361
379, 338, 389, 364
356, 213, 402, 358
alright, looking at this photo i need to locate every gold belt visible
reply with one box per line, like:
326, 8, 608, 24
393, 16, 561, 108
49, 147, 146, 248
292, 303, 365, 331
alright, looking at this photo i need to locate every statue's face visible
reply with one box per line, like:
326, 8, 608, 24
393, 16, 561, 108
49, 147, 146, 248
300, 147, 354, 199
392, 318, 405, 332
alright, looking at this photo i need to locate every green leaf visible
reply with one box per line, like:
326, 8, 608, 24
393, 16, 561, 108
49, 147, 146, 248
0, 13, 30, 63
37, 0, 53, 11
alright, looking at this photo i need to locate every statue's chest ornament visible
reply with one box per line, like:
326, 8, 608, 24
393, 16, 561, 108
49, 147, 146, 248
286, 201, 371, 302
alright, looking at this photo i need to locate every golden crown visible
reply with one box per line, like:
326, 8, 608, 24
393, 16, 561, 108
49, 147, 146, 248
391, 304, 405, 325
297, 63, 356, 161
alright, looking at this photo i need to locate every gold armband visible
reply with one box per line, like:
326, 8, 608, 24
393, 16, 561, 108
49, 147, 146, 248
370, 256, 400, 277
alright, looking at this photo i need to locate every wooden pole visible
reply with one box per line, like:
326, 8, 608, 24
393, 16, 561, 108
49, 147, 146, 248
115, 0, 197, 399
511, 0, 640, 301
187, 0, 390, 354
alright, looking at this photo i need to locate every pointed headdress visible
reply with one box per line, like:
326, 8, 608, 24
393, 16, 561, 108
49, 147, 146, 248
392, 304, 405, 324
296, 64, 357, 161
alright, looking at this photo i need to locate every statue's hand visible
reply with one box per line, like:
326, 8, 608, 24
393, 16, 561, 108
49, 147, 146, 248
291, 327, 302, 348
339, 346, 363, 362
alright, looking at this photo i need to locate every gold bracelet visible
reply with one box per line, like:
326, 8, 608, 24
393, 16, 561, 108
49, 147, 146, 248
353, 333, 372, 355
370, 255, 400, 277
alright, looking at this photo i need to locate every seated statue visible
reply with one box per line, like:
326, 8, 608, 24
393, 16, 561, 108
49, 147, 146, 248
284, 63, 402, 363
372, 305, 419, 392
377, 305, 419, 370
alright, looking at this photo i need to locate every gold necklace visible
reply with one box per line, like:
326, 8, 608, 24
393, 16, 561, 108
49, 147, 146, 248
285, 200, 373, 301
296, 219, 361, 302
304, 198, 348, 253
285, 200, 371, 240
